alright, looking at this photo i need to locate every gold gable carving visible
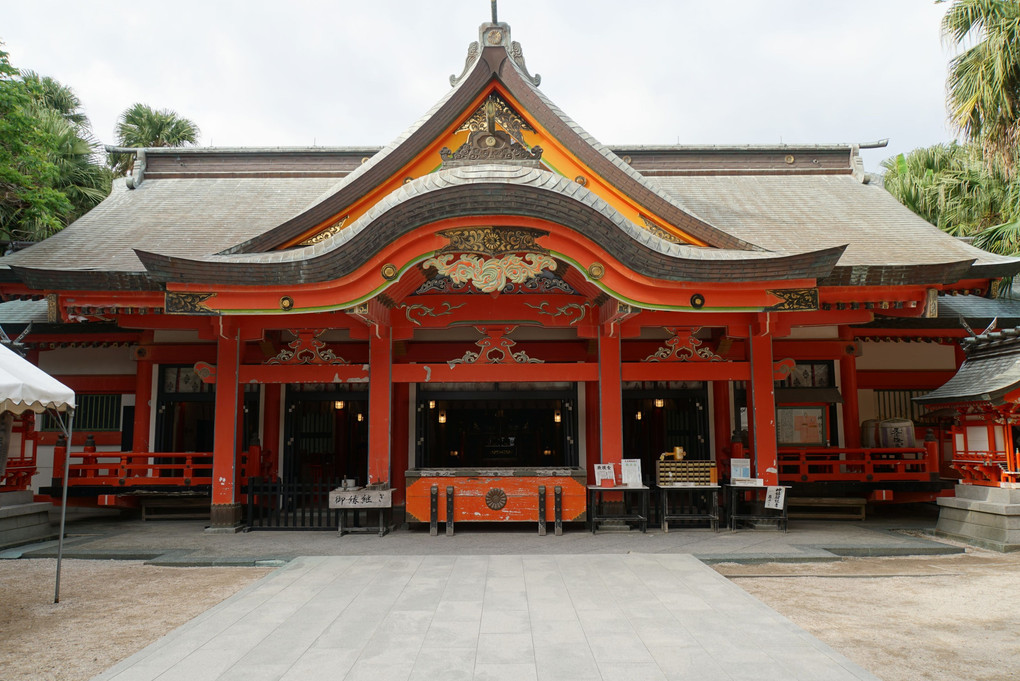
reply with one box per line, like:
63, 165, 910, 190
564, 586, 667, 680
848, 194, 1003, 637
299, 214, 350, 247
456, 94, 535, 148
436, 226, 548, 255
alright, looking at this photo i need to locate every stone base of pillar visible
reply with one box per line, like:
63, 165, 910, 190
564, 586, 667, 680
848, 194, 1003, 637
205, 503, 244, 534
936, 484, 1020, 552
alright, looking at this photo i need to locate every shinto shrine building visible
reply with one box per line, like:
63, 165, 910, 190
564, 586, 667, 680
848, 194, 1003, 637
2, 16, 1018, 530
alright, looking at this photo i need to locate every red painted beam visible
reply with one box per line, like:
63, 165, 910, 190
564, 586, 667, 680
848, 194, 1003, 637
50, 374, 136, 393
622, 362, 750, 381
392, 362, 599, 383
856, 370, 956, 390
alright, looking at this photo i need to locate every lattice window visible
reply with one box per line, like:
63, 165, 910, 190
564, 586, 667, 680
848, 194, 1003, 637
874, 389, 936, 424
41, 394, 122, 431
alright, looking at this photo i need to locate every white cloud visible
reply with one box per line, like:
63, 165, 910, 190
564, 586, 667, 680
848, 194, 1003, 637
0, 0, 959, 169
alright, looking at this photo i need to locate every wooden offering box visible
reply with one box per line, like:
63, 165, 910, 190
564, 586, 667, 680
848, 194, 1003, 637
656, 460, 717, 486
405, 467, 588, 524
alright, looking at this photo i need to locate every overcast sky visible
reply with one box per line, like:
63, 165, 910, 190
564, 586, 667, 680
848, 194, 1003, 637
2, 1, 956, 172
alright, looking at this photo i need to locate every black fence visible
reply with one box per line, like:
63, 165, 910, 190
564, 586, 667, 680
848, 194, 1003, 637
245, 477, 342, 530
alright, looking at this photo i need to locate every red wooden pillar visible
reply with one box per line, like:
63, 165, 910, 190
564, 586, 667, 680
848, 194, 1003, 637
585, 380, 601, 483
391, 383, 409, 506
748, 328, 779, 485
839, 329, 861, 448
209, 320, 242, 530
712, 381, 731, 459
132, 359, 153, 453
368, 324, 392, 485
262, 383, 281, 479
598, 326, 623, 467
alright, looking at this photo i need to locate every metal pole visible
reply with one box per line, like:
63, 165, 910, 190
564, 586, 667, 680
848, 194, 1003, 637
54, 408, 74, 604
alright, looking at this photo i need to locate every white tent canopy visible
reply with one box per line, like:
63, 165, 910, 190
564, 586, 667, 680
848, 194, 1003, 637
0, 343, 76, 603
0, 343, 75, 413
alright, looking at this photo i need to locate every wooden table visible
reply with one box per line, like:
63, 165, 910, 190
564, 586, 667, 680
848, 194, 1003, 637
587, 485, 649, 534
658, 484, 720, 532
727, 484, 789, 532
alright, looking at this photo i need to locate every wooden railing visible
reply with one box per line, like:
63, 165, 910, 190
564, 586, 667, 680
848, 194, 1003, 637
950, 449, 1018, 486
59, 451, 213, 488
778, 442, 940, 484
246, 477, 342, 530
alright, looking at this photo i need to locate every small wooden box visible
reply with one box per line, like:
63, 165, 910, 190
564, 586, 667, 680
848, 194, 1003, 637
656, 460, 717, 486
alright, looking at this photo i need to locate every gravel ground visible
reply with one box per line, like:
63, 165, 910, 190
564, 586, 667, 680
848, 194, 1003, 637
714, 548, 1020, 681
2, 549, 1018, 681
0, 559, 271, 681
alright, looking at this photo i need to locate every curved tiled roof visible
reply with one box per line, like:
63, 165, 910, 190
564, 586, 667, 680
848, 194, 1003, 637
135, 164, 845, 286
916, 328, 1020, 405
650, 175, 1018, 284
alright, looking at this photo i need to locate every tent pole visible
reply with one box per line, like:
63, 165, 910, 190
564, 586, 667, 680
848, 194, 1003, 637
54, 408, 74, 604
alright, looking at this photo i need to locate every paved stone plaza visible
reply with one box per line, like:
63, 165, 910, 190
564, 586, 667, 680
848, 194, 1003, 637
91, 553, 879, 681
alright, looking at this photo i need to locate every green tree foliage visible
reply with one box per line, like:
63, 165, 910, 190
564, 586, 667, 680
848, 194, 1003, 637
881, 142, 1007, 236
0, 46, 72, 241
941, 0, 1020, 174
110, 103, 200, 175
882, 1, 1020, 265
0, 45, 111, 242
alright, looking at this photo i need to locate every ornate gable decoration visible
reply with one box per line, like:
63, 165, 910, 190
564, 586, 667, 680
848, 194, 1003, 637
644, 328, 725, 363
422, 226, 556, 294
437, 226, 547, 255
456, 94, 534, 148
423, 253, 556, 294
441, 96, 542, 167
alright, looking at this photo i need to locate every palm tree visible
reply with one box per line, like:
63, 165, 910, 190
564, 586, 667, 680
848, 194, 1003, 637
111, 103, 199, 174
881, 142, 1006, 236
942, 0, 1020, 174
19, 70, 89, 130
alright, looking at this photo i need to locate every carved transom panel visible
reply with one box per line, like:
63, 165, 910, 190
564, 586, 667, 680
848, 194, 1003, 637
644, 328, 725, 363
265, 330, 348, 365
447, 326, 543, 366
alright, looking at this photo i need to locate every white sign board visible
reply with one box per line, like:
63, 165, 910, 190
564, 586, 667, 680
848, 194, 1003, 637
730, 458, 751, 480
620, 459, 642, 487
594, 463, 615, 486
329, 488, 392, 509
764, 486, 786, 510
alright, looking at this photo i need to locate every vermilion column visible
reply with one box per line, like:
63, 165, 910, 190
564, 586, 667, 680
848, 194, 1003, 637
839, 330, 861, 448
368, 324, 392, 485
132, 359, 153, 453
209, 321, 242, 530
598, 326, 623, 467
748, 331, 779, 485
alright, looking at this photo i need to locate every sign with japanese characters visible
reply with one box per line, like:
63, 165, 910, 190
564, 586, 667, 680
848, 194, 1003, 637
594, 463, 615, 487
620, 459, 642, 487
764, 486, 786, 510
329, 488, 392, 509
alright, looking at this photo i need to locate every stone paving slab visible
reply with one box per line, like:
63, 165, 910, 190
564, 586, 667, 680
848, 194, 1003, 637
5, 508, 962, 566
90, 554, 880, 681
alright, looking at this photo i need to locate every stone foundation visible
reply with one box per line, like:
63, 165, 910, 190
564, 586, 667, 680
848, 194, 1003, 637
0, 490, 55, 548
205, 502, 243, 534
936, 484, 1020, 552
